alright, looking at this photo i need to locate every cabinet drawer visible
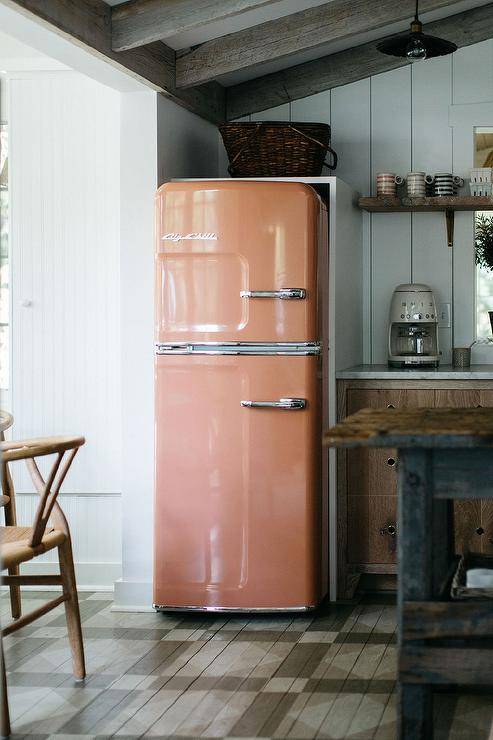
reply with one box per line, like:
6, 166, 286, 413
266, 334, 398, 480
348, 448, 397, 497
346, 389, 433, 498
347, 389, 435, 413
348, 495, 397, 564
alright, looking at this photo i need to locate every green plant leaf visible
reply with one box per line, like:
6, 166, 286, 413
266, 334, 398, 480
475, 213, 493, 272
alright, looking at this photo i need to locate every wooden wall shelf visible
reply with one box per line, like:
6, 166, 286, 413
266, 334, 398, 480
358, 196, 493, 246
358, 196, 493, 212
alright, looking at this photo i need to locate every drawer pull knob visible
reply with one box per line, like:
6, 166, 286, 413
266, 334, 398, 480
387, 457, 396, 467
476, 527, 485, 535
387, 404, 396, 409
379, 523, 397, 553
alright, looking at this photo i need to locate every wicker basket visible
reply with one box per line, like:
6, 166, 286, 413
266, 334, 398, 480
451, 552, 493, 600
219, 121, 337, 177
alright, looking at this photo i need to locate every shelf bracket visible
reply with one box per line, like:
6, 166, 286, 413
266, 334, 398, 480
445, 209, 454, 248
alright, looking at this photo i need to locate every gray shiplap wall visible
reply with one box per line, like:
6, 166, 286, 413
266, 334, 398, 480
220, 39, 493, 364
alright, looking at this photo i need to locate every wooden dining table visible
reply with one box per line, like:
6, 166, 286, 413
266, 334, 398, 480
324, 406, 493, 740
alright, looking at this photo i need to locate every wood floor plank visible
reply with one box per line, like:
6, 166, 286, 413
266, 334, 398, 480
174, 688, 234, 736
345, 692, 389, 738
89, 687, 162, 735
14, 685, 104, 735
145, 688, 209, 736
445, 694, 493, 740
373, 692, 397, 740
113, 687, 183, 736
317, 691, 366, 739
228, 689, 286, 737
287, 690, 338, 738
201, 689, 257, 737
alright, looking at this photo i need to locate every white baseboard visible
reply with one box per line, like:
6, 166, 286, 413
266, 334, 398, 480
2, 561, 122, 591
112, 578, 154, 612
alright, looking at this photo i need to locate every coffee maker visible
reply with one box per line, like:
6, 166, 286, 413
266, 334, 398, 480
388, 283, 440, 368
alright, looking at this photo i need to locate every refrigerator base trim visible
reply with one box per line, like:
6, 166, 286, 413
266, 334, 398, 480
153, 604, 317, 613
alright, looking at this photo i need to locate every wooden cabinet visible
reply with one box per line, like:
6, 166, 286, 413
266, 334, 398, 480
337, 380, 493, 598
346, 389, 433, 567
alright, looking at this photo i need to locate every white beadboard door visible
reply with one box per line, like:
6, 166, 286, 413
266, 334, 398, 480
7, 72, 122, 586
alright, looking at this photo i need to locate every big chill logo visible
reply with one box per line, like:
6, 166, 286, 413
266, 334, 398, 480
162, 232, 218, 242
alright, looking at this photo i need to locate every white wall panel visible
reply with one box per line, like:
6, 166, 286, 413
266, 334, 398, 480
7, 72, 122, 589
251, 103, 290, 121
412, 57, 453, 363
330, 79, 371, 362
330, 80, 370, 196
453, 40, 493, 105
371, 67, 412, 364
157, 93, 219, 185
117, 90, 157, 608
291, 90, 330, 124
12, 493, 122, 588
9, 73, 121, 494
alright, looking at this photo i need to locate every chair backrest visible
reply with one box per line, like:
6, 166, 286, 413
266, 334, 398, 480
1, 436, 85, 547
0, 411, 13, 440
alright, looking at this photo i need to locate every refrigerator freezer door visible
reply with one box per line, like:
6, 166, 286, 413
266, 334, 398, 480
155, 181, 320, 344
154, 353, 322, 610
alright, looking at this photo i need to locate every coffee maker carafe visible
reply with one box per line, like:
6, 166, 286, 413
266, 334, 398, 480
388, 283, 440, 367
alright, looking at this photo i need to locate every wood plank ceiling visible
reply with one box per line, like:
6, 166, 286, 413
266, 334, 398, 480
2, 0, 493, 123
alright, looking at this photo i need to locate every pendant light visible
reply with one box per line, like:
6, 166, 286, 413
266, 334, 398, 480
377, 0, 457, 61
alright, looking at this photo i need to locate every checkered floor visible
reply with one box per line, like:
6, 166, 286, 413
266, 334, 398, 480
2, 590, 492, 738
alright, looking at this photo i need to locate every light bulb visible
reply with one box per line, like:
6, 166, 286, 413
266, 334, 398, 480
406, 36, 427, 61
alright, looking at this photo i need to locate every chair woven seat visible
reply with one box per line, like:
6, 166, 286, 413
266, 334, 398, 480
1, 526, 66, 568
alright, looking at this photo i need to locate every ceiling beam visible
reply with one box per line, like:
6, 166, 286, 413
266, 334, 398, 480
226, 2, 493, 120
0, 0, 225, 123
176, 0, 466, 89
111, 0, 284, 52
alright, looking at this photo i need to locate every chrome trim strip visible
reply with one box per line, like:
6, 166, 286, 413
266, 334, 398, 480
155, 342, 321, 356
153, 604, 316, 613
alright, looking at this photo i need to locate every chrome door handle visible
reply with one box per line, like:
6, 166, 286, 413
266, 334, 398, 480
241, 398, 306, 410
240, 289, 306, 300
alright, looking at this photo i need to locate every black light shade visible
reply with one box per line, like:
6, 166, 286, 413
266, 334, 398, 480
377, 30, 457, 59
377, 1, 457, 60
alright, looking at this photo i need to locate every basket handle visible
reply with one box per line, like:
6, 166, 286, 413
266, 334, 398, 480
324, 146, 338, 171
227, 122, 264, 177
288, 125, 338, 171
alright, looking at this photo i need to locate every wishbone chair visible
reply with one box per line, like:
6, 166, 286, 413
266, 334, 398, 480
0, 435, 85, 738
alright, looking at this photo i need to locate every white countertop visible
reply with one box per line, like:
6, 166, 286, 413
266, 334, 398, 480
337, 364, 493, 380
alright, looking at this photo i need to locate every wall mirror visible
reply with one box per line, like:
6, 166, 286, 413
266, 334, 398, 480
475, 126, 493, 340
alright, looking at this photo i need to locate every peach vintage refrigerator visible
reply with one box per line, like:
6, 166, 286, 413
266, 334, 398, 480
154, 180, 329, 611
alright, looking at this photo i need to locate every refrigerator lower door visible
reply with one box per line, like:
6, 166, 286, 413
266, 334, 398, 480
154, 353, 323, 611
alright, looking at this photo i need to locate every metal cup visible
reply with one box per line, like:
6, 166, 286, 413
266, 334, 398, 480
452, 347, 471, 368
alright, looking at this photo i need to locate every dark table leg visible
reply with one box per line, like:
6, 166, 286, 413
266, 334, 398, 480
398, 449, 434, 739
